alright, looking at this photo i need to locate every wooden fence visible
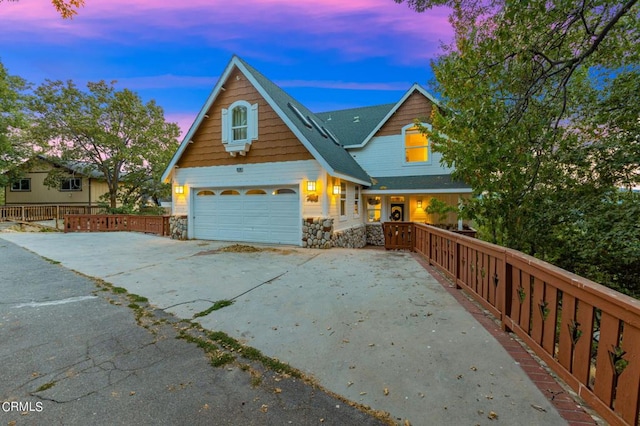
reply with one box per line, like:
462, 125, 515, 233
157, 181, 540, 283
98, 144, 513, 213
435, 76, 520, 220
0, 205, 105, 222
392, 222, 640, 426
64, 214, 170, 237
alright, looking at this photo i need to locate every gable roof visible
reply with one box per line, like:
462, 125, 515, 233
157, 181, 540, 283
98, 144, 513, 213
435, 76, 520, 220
32, 155, 105, 179
316, 103, 395, 147
162, 56, 371, 185
344, 84, 440, 149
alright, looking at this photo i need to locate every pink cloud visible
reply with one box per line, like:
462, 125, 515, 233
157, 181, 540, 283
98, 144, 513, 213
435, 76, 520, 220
1, 0, 453, 61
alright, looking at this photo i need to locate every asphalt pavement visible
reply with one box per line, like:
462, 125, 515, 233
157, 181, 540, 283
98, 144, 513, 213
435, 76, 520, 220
0, 239, 387, 425
0, 232, 571, 425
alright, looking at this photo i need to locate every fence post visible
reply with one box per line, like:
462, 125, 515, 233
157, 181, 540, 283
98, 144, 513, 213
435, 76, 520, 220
21, 206, 25, 222
499, 252, 511, 331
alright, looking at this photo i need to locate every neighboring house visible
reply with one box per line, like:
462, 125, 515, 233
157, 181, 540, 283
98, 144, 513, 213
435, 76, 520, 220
3, 156, 110, 206
161, 56, 471, 247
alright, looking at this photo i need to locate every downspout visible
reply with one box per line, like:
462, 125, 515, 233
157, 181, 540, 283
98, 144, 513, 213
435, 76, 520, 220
88, 178, 92, 206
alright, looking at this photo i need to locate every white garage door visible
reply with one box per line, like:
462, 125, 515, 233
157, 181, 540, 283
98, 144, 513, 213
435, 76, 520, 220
192, 186, 300, 245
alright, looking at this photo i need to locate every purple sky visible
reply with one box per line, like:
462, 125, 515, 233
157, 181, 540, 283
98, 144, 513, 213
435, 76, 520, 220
0, 0, 453, 136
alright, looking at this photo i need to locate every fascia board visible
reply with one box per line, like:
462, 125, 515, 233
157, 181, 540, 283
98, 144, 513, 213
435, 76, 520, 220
362, 188, 473, 194
161, 57, 239, 182
353, 84, 441, 149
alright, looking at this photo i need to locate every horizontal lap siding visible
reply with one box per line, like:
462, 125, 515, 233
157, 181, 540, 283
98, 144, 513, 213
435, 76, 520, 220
375, 92, 433, 137
177, 67, 313, 168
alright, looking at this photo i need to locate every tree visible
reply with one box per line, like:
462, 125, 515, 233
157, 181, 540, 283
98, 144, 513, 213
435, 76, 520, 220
31, 80, 180, 209
0, 0, 85, 19
396, 0, 640, 294
0, 60, 34, 189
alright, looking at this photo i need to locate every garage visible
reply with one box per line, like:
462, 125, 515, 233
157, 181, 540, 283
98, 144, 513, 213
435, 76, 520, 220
192, 186, 300, 245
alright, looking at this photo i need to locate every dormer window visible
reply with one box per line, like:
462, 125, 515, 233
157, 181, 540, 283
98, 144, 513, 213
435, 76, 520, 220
222, 100, 258, 156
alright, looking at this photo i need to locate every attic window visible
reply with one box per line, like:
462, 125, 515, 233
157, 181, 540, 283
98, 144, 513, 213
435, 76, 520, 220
221, 100, 258, 156
288, 103, 312, 128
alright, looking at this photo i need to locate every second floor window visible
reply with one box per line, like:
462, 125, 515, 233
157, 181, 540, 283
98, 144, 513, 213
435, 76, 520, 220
11, 179, 31, 192
232, 105, 248, 141
61, 177, 82, 191
222, 100, 258, 145
404, 126, 429, 163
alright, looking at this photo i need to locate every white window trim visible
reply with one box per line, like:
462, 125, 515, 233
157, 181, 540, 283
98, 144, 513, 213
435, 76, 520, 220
221, 100, 258, 156
353, 185, 360, 218
339, 181, 347, 220
402, 122, 432, 166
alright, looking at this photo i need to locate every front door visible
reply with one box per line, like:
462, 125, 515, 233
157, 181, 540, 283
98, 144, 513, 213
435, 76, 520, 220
390, 203, 404, 221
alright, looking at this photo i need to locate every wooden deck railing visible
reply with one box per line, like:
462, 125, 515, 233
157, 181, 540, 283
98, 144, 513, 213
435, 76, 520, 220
410, 223, 640, 426
64, 214, 170, 236
0, 205, 105, 222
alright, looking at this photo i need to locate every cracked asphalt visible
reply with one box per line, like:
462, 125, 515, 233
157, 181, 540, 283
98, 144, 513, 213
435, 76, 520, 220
0, 239, 387, 425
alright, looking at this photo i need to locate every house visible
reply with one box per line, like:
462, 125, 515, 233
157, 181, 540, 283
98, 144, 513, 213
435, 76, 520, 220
161, 56, 471, 247
3, 155, 110, 206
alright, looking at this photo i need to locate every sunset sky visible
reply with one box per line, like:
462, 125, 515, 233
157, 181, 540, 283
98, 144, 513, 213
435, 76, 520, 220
0, 0, 453, 136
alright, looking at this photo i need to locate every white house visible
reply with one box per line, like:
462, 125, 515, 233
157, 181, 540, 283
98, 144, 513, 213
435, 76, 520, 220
161, 56, 471, 247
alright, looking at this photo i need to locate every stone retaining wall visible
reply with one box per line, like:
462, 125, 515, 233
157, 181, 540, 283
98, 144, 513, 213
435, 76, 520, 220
169, 215, 188, 240
301, 218, 367, 249
332, 224, 366, 248
366, 223, 384, 246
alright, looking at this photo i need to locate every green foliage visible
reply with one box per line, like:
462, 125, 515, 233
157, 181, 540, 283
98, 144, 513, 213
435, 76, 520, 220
0, 60, 36, 188
425, 198, 457, 223
398, 0, 640, 295
30, 80, 180, 208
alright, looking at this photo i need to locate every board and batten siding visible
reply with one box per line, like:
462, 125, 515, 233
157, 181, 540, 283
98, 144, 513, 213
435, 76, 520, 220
172, 160, 325, 217
177, 67, 313, 169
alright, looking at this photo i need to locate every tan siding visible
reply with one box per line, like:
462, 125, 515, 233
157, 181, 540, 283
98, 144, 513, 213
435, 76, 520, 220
4, 158, 110, 205
409, 193, 471, 224
177, 67, 313, 168
375, 92, 434, 137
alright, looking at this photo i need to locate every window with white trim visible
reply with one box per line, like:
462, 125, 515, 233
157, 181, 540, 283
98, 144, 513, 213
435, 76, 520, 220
10, 178, 31, 192
221, 100, 258, 156
339, 181, 347, 218
353, 185, 360, 217
403, 124, 429, 163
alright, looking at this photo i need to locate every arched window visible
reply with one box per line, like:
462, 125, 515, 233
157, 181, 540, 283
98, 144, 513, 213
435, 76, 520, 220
221, 100, 258, 154
196, 190, 215, 196
231, 105, 248, 141
220, 190, 240, 195
246, 189, 267, 195
273, 188, 296, 195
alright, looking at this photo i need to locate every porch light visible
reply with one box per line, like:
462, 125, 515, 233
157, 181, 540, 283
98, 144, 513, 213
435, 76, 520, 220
307, 180, 316, 192
175, 185, 184, 194
417, 200, 422, 209
333, 184, 341, 195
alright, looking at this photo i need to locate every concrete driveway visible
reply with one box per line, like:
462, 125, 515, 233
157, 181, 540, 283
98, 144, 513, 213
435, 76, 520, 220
0, 232, 569, 425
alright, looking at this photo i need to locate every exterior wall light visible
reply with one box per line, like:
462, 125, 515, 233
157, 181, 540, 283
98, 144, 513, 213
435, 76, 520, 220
417, 200, 422, 209
333, 184, 341, 195
175, 185, 184, 194
307, 181, 316, 192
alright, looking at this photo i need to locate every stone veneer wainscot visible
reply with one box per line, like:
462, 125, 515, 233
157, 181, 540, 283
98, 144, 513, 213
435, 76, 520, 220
169, 215, 188, 240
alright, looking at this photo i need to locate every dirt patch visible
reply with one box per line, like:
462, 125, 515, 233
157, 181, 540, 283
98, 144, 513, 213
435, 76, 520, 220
1, 223, 52, 233
194, 244, 294, 256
